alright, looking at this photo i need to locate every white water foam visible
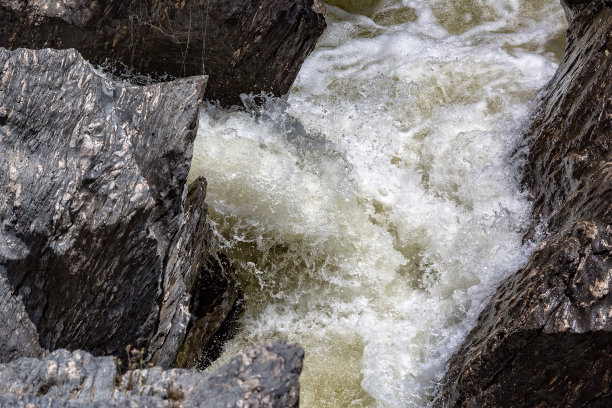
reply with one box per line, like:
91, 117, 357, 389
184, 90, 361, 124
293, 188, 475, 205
189, 1, 566, 406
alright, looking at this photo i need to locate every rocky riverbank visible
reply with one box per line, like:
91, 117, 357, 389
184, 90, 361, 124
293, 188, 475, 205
3, 0, 609, 406
0, 339, 303, 408
0, 1, 326, 406
432, 0, 612, 406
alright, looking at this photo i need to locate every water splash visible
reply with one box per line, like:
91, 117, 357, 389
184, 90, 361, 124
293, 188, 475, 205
189, 0, 566, 406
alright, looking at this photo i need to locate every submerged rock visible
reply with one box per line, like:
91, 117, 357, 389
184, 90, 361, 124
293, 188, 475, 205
432, 1, 612, 406
0, 0, 327, 106
0, 47, 237, 367
0, 339, 304, 407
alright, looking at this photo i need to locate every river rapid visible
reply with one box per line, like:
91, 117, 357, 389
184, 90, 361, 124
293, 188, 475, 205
188, 1, 566, 406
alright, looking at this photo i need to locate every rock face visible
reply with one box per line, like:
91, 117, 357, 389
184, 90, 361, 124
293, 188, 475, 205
432, 1, 612, 406
175, 253, 242, 369
0, 47, 236, 368
0, 0, 327, 106
0, 339, 304, 408
194, 0, 327, 106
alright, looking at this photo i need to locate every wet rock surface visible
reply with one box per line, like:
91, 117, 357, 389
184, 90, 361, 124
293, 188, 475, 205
0, 0, 327, 106
432, 1, 612, 407
0, 47, 236, 367
175, 252, 242, 369
0, 340, 304, 408
190, 0, 327, 106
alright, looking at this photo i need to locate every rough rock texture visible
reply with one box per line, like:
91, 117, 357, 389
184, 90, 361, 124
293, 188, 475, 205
560, 0, 611, 20
432, 1, 612, 407
0, 0, 327, 106
0, 47, 235, 368
175, 253, 242, 369
194, 0, 327, 106
0, 273, 45, 362
0, 340, 303, 408
146, 178, 229, 369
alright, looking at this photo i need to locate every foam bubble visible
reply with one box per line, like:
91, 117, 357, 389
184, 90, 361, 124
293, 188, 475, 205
189, 1, 566, 406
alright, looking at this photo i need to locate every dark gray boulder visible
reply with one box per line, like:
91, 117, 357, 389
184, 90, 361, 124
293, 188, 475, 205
560, 0, 610, 20
0, 339, 304, 407
0, 0, 327, 106
0, 47, 236, 368
175, 252, 242, 369
193, 0, 327, 106
432, 1, 612, 406
0, 273, 45, 362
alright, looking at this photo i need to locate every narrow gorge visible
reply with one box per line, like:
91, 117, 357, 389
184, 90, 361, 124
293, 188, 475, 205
0, 0, 610, 407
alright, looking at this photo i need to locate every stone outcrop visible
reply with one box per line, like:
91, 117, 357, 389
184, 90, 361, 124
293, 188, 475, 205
0, 339, 304, 408
0, 47, 238, 368
0, 0, 327, 106
432, 1, 612, 406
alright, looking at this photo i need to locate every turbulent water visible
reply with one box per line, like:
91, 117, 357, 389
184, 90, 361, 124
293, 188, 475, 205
188, 1, 566, 406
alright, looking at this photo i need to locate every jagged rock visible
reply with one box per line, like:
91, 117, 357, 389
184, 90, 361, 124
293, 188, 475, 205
175, 253, 242, 369
432, 1, 612, 407
0, 47, 237, 367
560, 0, 611, 20
0, 340, 303, 408
0, 273, 45, 362
0, 0, 327, 106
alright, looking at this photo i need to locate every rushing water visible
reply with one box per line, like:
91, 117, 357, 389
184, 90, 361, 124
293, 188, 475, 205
188, 1, 566, 406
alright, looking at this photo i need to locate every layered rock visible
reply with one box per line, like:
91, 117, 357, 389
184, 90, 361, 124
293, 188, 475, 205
175, 253, 242, 369
0, 47, 237, 368
432, 1, 612, 406
0, 0, 327, 106
0, 339, 304, 408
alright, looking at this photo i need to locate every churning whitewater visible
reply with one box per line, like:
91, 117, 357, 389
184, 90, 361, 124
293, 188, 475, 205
188, 0, 566, 406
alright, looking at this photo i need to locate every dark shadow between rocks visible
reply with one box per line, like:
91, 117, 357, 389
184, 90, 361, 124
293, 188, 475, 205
176, 252, 244, 369
4, 216, 161, 355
